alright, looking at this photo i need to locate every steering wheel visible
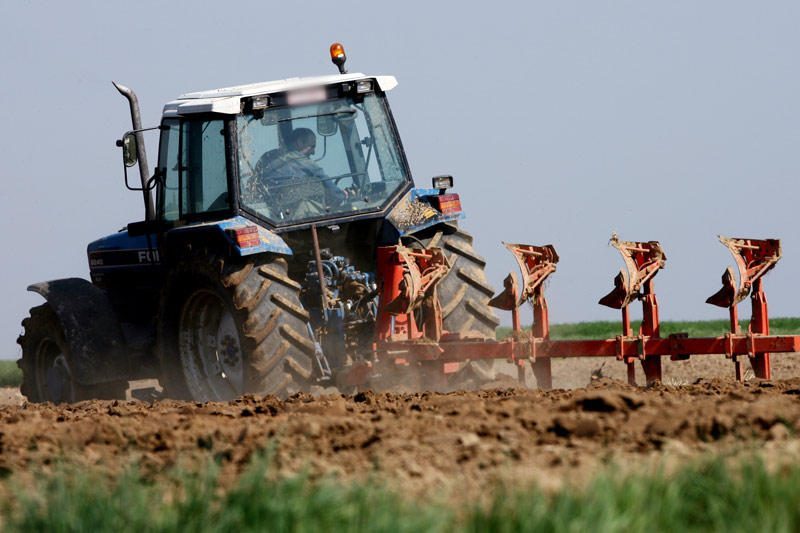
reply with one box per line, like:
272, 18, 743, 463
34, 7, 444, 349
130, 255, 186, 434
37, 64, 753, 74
330, 171, 369, 201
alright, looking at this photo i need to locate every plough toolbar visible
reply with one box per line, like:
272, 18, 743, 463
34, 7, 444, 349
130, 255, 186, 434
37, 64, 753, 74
349, 234, 798, 389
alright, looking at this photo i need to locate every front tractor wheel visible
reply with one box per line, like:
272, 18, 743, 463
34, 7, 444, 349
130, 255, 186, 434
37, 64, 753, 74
159, 255, 316, 401
17, 304, 127, 403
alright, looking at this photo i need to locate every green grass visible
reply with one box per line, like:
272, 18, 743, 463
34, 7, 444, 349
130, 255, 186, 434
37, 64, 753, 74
4, 457, 445, 533
3, 456, 800, 532
0, 360, 21, 388
467, 459, 800, 532
497, 317, 800, 340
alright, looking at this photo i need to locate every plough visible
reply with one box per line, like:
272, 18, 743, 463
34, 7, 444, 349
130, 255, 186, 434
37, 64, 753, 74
355, 234, 799, 389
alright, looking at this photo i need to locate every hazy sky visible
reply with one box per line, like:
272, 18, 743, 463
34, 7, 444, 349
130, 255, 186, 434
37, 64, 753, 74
1, 1, 798, 359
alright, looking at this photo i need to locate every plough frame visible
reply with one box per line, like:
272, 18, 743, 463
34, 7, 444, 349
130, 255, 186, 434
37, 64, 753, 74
354, 235, 799, 388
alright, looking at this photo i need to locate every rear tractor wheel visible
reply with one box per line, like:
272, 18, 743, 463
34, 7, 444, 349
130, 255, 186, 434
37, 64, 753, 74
17, 304, 127, 403
159, 255, 316, 401
416, 225, 501, 386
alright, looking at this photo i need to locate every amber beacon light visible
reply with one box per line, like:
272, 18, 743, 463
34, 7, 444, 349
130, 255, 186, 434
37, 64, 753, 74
330, 42, 347, 74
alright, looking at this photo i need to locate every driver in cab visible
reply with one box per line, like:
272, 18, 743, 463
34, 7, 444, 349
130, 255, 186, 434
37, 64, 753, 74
256, 128, 345, 216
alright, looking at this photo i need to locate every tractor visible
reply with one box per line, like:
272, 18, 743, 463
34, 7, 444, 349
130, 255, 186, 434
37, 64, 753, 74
19, 44, 800, 403
17, 43, 499, 402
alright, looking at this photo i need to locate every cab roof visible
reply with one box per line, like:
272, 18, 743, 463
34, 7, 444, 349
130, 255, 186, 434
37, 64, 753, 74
162, 73, 398, 117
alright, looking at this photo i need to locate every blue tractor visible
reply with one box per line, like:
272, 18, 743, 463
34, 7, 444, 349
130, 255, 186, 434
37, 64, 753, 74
17, 44, 499, 402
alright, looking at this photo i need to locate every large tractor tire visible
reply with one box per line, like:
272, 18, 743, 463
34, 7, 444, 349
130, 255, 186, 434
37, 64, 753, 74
416, 224, 500, 383
17, 304, 127, 403
158, 254, 316, 401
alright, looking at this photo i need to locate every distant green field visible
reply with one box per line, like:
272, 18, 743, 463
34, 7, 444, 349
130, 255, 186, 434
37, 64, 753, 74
0, 359, 21, 388
2, 456, 799, 532
497, 317, 800, 340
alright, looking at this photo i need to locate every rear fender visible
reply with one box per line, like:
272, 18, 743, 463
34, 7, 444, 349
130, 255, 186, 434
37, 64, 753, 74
386, 189, 464, 236
27, 278, 128, 386
163, 215, 292, 259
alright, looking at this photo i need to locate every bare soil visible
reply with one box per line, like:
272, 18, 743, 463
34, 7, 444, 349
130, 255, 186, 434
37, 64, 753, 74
1, 353, 799, 497
547, 351, 800, 388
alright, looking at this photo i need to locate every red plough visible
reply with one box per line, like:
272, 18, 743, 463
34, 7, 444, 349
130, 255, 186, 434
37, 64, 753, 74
354, 235, 799, 389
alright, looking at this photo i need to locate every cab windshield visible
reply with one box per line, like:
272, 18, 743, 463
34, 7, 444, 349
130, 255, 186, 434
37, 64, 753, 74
237, 92, 410, 226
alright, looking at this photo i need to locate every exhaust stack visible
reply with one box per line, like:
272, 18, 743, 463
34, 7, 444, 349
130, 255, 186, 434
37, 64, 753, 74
112, 81, 154, 221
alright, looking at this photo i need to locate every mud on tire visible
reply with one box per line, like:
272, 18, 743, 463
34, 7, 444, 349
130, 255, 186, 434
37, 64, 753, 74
17, 304, 127, 403
158, 254, 315, 401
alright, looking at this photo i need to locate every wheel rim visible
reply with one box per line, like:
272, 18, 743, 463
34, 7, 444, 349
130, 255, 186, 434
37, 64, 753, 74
34, 338, 73, 403
178, 289, 244, 401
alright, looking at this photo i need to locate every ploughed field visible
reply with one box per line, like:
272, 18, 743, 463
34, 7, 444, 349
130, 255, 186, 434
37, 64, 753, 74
1, 353, 800, 498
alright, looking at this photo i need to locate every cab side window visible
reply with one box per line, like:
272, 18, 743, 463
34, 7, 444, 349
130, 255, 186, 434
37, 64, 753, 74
157, 117, 230, 221
181, 118, 229, 215
157, 119, 180, 221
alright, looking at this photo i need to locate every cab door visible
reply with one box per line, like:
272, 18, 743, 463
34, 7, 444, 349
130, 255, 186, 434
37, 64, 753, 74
157, 116, 232, 223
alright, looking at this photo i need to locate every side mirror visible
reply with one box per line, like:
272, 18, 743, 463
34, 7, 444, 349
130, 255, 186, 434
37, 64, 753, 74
117, 132, 138, 167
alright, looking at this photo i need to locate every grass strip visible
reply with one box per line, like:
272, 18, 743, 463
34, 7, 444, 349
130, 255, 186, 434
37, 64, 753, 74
467, 459, 800, 532
0, 360, 21, 388
3, 456, 800, 532
3, 457, 446, 533
497, 317, 800, 340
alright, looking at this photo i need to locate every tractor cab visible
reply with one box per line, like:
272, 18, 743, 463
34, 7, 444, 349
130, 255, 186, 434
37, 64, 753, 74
237, 81, 411, 226
152, 73, 413, 231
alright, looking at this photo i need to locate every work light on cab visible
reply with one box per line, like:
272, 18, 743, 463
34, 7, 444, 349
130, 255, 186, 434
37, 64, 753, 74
251, 95, 270, 110
356, 80, 373, 93
330, 42, 347, 74
432, 175, 454, 192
